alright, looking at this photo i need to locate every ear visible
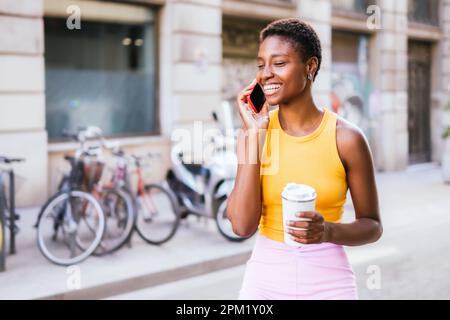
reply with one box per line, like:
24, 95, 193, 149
306, 57, 318, 77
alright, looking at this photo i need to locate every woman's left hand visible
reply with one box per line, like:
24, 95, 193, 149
286, 211, 331, 244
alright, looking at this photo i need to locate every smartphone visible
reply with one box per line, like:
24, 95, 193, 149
248, 83, 266, 114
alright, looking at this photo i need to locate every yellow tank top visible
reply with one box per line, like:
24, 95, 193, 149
259, 107, 347, 243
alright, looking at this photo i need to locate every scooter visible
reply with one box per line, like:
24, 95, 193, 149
165, 110, 252, 242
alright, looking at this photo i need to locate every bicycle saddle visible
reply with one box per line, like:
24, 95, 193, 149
64, 155, 75, 163
182, 163, 210, 180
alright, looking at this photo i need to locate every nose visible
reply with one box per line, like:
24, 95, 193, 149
259, 65, 274, 82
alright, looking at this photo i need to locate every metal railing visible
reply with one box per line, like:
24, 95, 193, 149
408, 0, 439, 26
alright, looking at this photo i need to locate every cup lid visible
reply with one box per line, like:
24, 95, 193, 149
281, 183, 316, 202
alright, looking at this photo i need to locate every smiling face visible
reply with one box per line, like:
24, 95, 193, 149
256, 35, 317, 106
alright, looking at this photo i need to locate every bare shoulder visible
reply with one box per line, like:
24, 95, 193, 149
335, 115, 371, 171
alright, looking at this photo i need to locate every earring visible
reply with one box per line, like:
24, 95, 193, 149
307, 73, 313, 81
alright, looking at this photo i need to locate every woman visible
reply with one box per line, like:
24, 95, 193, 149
227, 18, 382, 300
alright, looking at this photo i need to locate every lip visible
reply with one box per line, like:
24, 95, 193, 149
262, 83, 282, 97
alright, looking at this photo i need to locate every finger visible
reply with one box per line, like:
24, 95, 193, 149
286, 220, 310, 229
287, 227, 322, 239
290, 234, 322, 244
237, 97, 251, 116
259, 101, 269, 114
296, 211, 324, 222
238, 94, 251, 108
237, 86, 253, 100
239, 82, 256, 98
238, 80, 258, 102
301, 235, 322, 244
237, 104, 257, 129
286, 219, 323, 230
290, 235, 321, 244
238, 102, 255, 119
286, 227, 323, 241
246, 79, 257, 90
253, 101, 269, 116
289, 235, 306, 244
239, 88, 253, 98
286, 228, 308, 239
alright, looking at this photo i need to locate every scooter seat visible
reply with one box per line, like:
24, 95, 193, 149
183, 163, 210, 179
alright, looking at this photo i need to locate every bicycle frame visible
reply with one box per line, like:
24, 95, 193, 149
134, 161, 159, 218
109, 152, 166, 219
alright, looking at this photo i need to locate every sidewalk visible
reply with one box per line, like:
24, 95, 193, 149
1, 162, 449, 300
0, 207, 255, 300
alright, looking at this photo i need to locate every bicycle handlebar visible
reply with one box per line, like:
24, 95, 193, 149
62, 127, 103, 142
0, 156, 25, 164
110, 148, 162, 168
62, 130, 79, 141
62, 126, 109, 159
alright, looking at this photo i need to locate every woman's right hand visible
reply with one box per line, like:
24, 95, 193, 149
237, 80, 270, 131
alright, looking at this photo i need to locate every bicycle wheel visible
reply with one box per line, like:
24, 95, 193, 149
37, 190, 105, 266
215, 196, 254, 242
135, 184, 180, 245
92, 187, 135, 256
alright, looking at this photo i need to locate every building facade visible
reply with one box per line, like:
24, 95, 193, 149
1, 0, 449, 206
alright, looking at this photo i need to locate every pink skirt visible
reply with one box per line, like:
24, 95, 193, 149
239, 234, 358, 300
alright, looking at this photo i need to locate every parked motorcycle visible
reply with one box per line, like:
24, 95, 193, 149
165, 112, 252, 242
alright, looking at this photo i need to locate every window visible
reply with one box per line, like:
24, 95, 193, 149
408, 0, 439, 26
44, 15, 157, 140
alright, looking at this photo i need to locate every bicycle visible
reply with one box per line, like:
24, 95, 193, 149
0, 156, 24, 272
91, 140, 136, 256
57, 127, 135, 256
109, 148, 180, 245
35, 128, 107, 265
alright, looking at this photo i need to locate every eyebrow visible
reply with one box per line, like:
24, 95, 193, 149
257, 54, 288, 60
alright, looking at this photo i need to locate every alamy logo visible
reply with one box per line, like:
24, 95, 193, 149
66, 5, 81, 30
367, 5, 382, 30
366, 265, 381, 290
66, 265, 81, 290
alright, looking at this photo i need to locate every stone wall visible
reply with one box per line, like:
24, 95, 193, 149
0, 0, 48, 206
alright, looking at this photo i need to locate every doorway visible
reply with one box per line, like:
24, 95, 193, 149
408, 40, 432, 164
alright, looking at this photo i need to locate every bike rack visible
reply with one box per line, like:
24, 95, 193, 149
7, 169, 16, 255
0, 168, 18, 272
0, 174, 5, 272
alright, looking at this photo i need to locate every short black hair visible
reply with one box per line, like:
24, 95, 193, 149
260, 18, 322, 80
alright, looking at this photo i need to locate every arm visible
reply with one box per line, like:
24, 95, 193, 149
227, 129, 263, 237
326, 120, 382, 246
286, 119, 382, 246
226, 81, 270, 237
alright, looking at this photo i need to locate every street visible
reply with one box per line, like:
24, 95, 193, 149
108, 163, 450, 300
1, 0, 450, 302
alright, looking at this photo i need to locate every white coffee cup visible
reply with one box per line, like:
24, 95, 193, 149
281, 183, 317, 247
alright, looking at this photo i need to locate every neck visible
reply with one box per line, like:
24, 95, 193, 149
278, 88, 323, 134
